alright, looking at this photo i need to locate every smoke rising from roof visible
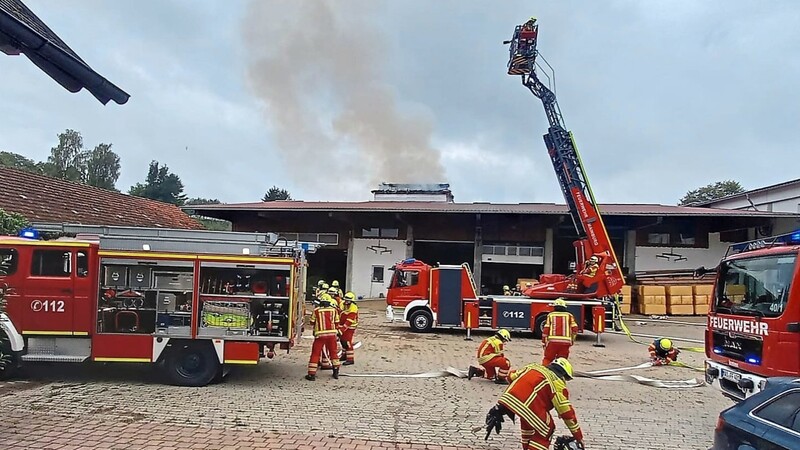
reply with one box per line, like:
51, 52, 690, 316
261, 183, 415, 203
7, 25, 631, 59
242, 0, 445, 198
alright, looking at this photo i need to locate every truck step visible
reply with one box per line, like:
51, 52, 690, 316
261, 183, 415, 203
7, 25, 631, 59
21, 354, 89, 363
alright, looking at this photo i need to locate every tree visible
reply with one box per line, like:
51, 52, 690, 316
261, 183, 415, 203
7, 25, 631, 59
262, 186, 292, 202
45, 129, 85, 182
85, 143, 121, 191
0, 208, 28, 236
0, 151, 43, 174
185, 198, 222, 206
129, 160, 188, 206
679, 180, 745, 206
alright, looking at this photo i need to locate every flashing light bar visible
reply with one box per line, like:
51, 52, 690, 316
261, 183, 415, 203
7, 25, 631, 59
18, 227, 39, 239
713, 346, 723, 355
727, 229, 800, 256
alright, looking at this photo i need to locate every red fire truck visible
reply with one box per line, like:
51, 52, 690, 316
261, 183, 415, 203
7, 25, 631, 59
0, 224, 314, 386
385, 259, 604, 337
385, 21, 621, 337
702, 230, 800, 400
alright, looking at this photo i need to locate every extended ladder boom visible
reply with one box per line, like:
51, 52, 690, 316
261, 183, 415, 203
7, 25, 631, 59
506, 20, 624, 298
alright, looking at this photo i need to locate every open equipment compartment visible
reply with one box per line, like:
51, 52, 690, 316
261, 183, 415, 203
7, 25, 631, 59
197, 261, 291, 338
97, 258, 194, 336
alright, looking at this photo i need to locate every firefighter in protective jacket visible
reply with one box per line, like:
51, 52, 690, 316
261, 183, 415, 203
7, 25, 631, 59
468, 329, 512, 384
484, 358, 584, 450
305, 294, 341, 381
542, 298, 578, 366
338, 291, 359, 365
649, 338, 680, 366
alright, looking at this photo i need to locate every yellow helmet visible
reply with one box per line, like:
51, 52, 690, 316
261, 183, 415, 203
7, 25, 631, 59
497, 329, 512, 342
317, 279, 326, 286
327, 286, 339, 295
550, 357, 574, 380
332, 280, 340, 287
553, 298, 567, 308
659, 338, 673, 351
321, 283, 330, 290
503, 285, 510, 290
319, 293, 334, 305
344, 291, 356, 301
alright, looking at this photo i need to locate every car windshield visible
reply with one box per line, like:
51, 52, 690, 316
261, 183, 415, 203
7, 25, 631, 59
715, 254, 797, 317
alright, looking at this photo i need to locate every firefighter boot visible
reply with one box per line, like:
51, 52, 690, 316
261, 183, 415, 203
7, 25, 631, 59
304, 374, 316, 381
332, 367, 340, 379
467, 366, 483, 381
494, 375, 509, 385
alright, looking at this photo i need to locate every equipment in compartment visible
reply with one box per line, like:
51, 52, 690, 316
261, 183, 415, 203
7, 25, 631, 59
201, 301, 251, 329
129, 266, 152, 288
156, 293, 177, 312
253, 300, 288, 336
103, 265, 128, 287
153, 272, 194, 290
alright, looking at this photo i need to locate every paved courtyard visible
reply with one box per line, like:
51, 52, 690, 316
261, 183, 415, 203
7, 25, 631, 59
1, 300, 731, 450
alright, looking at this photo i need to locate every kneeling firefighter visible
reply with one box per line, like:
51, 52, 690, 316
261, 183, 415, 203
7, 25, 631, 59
649, 338, 680, 366
484, 358, 584, 450
468, 329, 512, 384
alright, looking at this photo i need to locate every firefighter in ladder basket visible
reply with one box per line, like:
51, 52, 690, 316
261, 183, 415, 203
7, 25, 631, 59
305, 294, 341, 381
484, 358, 585, 450
541, 298, 578, 366
467, 329, 513, 384
338, 291, 359, 365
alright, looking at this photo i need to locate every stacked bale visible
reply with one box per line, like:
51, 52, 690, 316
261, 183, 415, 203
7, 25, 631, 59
637, 285, 667, 315
666, 285, 694, 315
693, 285, 713, 315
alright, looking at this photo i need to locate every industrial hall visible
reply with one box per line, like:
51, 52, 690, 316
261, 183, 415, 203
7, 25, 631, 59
185, 183, 798, 298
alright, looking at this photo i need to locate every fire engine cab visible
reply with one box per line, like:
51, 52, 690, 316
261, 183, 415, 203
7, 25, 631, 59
0, 224, 315, 386
703, 230, 800, 401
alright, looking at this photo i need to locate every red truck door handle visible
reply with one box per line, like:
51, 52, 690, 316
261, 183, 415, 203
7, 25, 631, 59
787, 322, 800, 333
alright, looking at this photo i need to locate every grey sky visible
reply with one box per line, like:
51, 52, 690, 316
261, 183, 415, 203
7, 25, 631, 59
1, 1, 798, 204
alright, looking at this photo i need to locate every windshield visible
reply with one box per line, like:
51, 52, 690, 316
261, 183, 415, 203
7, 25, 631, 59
390, 270, 419, 288
715, 254, 797, 317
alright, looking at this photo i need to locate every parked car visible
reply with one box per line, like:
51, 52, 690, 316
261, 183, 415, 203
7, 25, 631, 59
712, 377, 800, 449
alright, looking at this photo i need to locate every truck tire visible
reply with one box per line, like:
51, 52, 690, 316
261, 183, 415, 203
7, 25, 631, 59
163, 341, 219, 387
533, 314, 548, 339
0, 332, 19, 380
409, 309, 433, 333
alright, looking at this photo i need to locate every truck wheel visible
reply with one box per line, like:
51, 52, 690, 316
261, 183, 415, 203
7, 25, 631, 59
409, 309, 433, 333
164, 342, 219, 387
0, 333, 19, 380
533, 314, 547, 339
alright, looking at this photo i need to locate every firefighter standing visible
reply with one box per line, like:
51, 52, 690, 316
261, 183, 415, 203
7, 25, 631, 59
328, 286, 343, 310
331, 280, 344, 298
315, 279, 326, 298
649, 338, 680, 366
305, 294, 341, 381
467, 329, 513, 384
541, 298, 578, 366
503, 285, 513, 296
484, 358, 584, 450
338, 291, 359, 365
319, 285, 344, 369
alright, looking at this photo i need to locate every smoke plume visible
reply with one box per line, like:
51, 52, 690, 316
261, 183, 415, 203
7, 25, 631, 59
242, 0, 445, 198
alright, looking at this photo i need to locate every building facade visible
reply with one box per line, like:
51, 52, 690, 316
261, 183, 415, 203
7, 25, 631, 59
188, 184, 797, 298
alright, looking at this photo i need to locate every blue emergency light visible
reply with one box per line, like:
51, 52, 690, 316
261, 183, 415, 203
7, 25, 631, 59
789, 230, 800, 244
18, 227, 39, 239
745, 355, 761, 366
713, 346, 723, 355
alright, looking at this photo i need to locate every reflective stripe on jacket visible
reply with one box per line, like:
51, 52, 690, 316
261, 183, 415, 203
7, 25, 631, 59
340, 303, 359, 330
500, 363, 583, 441
543, 311, 578, 344
477, 336, 504, 365
311, 306, 340, 336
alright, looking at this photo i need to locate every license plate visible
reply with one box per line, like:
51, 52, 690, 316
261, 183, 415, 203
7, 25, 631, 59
721, 369, 741, 383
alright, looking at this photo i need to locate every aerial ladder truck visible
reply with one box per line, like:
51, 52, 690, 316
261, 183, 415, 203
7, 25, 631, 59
385, 19, 623, 336
507, 18, 625, 302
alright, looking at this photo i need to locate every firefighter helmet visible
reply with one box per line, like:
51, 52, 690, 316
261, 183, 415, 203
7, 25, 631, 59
549, 357, 574, 381
344, 291, 356, 302
496, 329, 512, 342
553, 298, 567, 308
328, 286, 339, 295
588, 255, 600, 265
332, 280, 340, 287
659, 338, 673, 351
317, 279, 326, 286
319, 294, 334, 306
321, 283, 330, 290
503, 285, 510, 290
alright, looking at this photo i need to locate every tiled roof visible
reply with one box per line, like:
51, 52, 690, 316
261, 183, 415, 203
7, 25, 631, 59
0, 166, 203, 229
186, 200, 799, 218
0, 0, 129, 105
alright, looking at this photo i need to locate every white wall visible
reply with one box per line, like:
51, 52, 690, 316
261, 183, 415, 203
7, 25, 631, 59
634, 232, 730, 272
350, 238, 408, 298
708, 183, 800, 213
